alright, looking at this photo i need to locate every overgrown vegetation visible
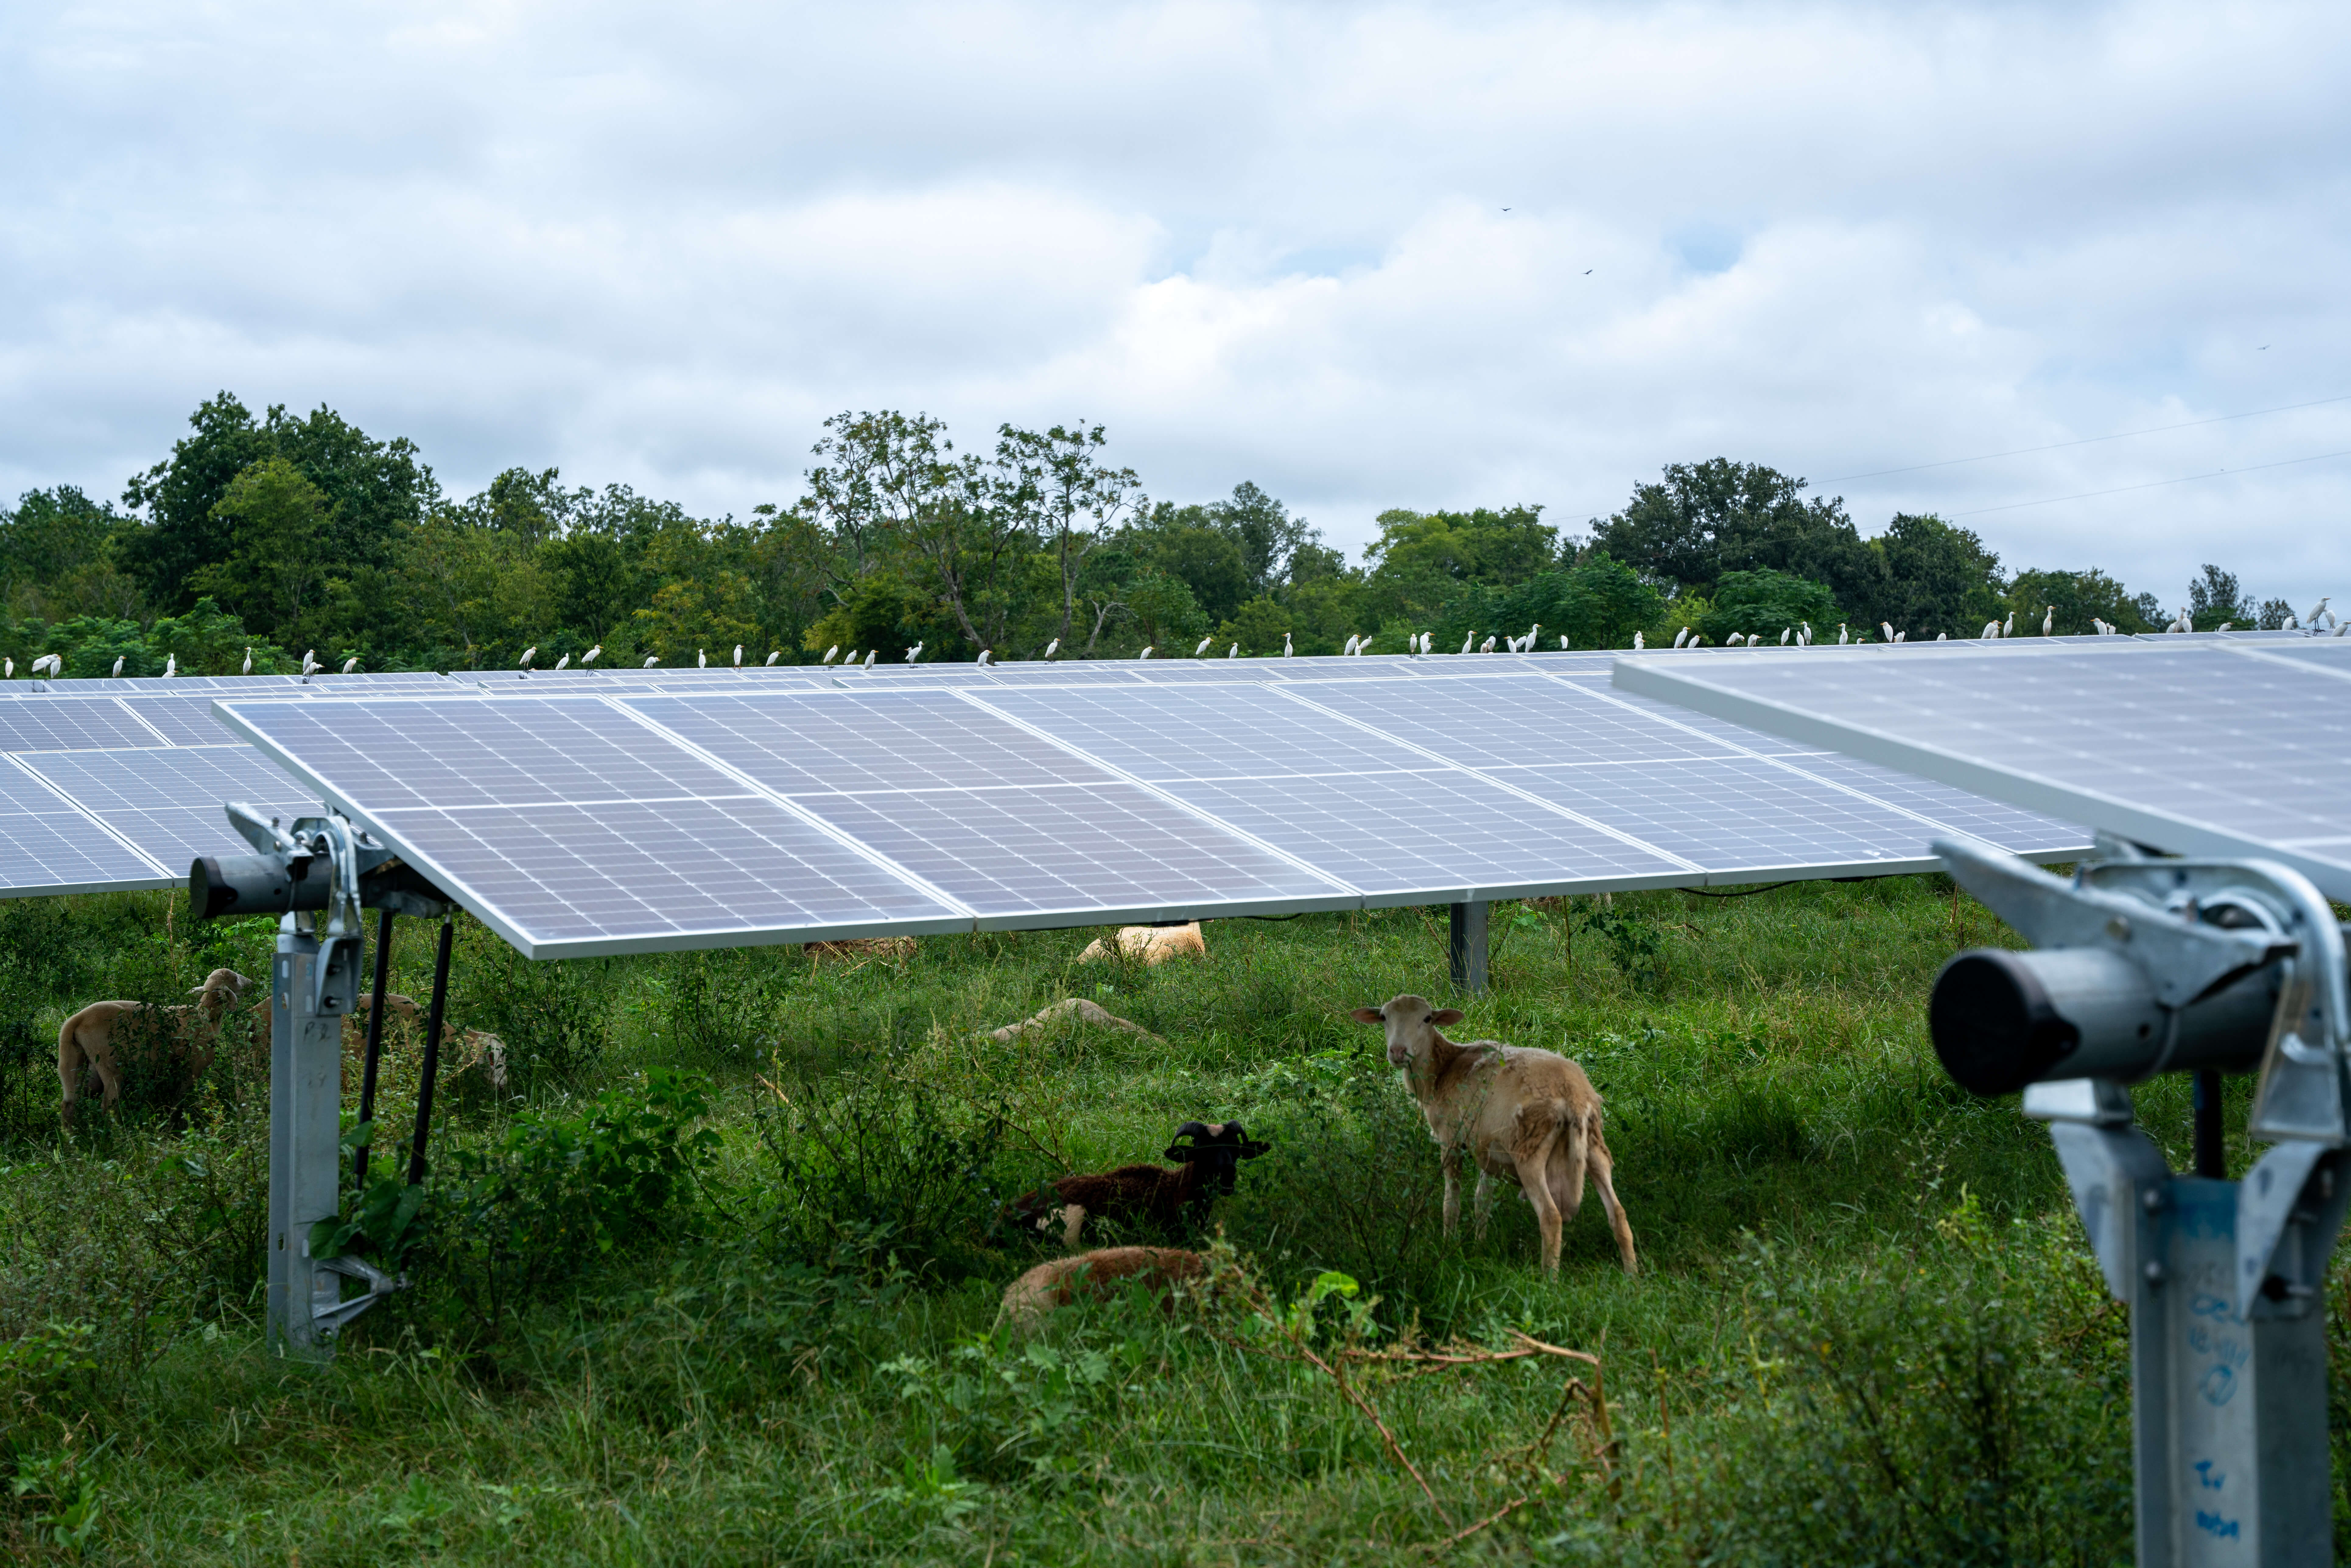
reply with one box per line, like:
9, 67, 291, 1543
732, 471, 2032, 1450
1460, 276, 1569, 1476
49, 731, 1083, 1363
0, 876, 2325, 1563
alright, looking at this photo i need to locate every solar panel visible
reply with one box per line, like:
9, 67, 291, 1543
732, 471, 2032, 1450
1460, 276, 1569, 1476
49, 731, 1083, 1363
217, 696, 973, 956
1612, 640, 2351, 901
109, 696, 235, 745
0, 698, 174, 752
619, 690, 1347, 920
0, 759, 169, 895
18, 745, 318, 876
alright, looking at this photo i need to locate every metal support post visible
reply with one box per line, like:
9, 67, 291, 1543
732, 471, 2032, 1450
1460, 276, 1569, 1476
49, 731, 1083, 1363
352, 907, 394, 1191
266, 909, 361, 1359
1931, 837, 2351, 1564
1449, 900, 1488, 994
410, 918, 454, 1187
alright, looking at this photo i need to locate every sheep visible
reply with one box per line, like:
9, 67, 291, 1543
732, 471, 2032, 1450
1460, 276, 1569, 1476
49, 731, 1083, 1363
58, 968, 253, 1128
1352, 994, 1636, 1276
1011, 1121, 1270, 1248
1001, 1247, 1206, 1329
1076, 921, 1205, 965
343, 991, 508, 1091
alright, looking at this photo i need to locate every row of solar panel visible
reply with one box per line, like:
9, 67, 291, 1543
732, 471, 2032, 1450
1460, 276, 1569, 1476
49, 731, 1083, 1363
5, 631, 2335, 752
205, 671, 2094, 957
1615, 633, 2351, 905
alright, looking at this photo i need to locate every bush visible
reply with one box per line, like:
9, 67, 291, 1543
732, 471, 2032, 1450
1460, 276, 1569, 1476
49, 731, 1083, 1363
755, 1060, 1023, 1279
1699, 566, 1847, 643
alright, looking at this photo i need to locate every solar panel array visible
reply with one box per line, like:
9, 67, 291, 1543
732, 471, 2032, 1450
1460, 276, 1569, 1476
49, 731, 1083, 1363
1612, 635, 2351, 903
219, 657, 2095, 957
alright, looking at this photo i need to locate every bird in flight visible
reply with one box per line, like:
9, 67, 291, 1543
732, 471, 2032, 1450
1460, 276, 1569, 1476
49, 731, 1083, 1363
1583, 268, 1593, 275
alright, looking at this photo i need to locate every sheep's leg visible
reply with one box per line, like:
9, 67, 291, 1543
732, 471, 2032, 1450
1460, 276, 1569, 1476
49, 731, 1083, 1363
1512, 1139, 1565, 1276
1471, 1170, 1496, 1239
1549, 1116, 1590, 1223
1587, 1129, 1639, 1276
1440, 1145, 1463, 1236
1059, 1204, 1088, 1249
57, 1034, 80, 1130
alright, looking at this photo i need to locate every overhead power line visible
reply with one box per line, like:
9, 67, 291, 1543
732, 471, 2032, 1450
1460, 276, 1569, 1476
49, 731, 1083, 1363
1827, 392, 2351, 483
1948, 447, 2351, 518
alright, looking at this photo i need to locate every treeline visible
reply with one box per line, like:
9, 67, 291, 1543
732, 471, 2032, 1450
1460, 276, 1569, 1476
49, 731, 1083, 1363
0, 395, 2290, 676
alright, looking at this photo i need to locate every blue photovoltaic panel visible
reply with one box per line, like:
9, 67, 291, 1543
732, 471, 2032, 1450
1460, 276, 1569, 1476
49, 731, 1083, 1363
975, 683, 1411, 781
19, 745, 318, 876
217, 696, 967, 956
966, 684, 1695, 896
1160, 768, 1692, 896
0, 759, 167, 895
107, 696, 233, 745
1293, 676, 1743, 768
1779, 755, 2090, 856
0, 699, 170, 752
1614, 639, 2351, 900
626, 690, 1122, 794
1491, 756, 1949, 874
623, 690, 1345, 919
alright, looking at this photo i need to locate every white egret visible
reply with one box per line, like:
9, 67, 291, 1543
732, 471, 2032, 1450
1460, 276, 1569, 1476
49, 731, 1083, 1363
905, 643, 923, 661
163, 655, 175, 677
1895, 631, 1906, 643
697, 649, 707, 668
1139, 645, 1155, 659
2217, 622, 2234, 632
1043, 638, 1060, 658
2305, 596, 2329, 625
518, 647, 535, 668
1801, 622, 1813, 643
584, 645, 602, 665
1557, 634, 1569, 650
243, 648, 253, 675
303, 650, 321, 674
112, 655, 125, 677
1227, 643, 1239, 658
2003, 611, 2015, 636
822, 646, 840, 664
1195, 637, 1213, 657
2042, 605, 2054, 636
553, 654, 569, 670
733, 644, 743, 667
1632, 631, 1644, 650
1726, 633, 1744, 647
1936, 632, 1949, 641
1838, 624, 1849, 645
977, 649, 992, 666
4, 658, 12, 678
864, 650, 876, 667
1460, 633, 1474, 655
1880, 622, 1894, 642
343, 657, 360, 672
1283, 633, 1293, 656
1480, 635, 1497, 653
1672, 628, 1689, 649
767, 651, 781, 665
1342, 634, 1359, 656
644, 656, 660, 667
1781, 628, 1791, 645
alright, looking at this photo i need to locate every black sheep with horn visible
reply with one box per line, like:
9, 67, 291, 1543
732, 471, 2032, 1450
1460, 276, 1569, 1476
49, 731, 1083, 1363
1010, 1121, 1271, 1247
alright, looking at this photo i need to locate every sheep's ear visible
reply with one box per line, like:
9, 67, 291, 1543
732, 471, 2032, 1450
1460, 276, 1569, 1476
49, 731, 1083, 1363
1348, 1007, 1385, 1025
1430, 1008, 1465, 1026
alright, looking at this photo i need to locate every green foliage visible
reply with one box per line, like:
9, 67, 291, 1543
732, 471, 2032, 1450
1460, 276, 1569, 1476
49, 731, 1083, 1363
881, 1321, 1150, 1485
1699, 566, 1848, 642
1435, 551, 1666, 651
2007, 565, 2154, 636
419, 1068, 718, 1333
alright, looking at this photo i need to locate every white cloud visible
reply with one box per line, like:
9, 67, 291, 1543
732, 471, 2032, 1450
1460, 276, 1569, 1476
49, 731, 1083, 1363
3, 0, 2348, 604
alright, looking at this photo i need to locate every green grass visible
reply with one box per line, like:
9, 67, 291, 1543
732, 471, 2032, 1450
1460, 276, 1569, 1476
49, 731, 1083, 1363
0, 877, 2319, 1563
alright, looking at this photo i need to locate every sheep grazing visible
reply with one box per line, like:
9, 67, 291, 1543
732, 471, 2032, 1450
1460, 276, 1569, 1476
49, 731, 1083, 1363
1012, 1121, 1270, 1247
1077, 921, 1205, 965
1002, 1247, 1206, 1329
1353, 994, 1636, 1276
58, 968, 253, 1128
344, 991, 509, 1092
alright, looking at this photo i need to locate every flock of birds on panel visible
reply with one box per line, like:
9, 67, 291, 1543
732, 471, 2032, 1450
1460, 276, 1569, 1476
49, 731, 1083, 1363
8, 601, 2344, 685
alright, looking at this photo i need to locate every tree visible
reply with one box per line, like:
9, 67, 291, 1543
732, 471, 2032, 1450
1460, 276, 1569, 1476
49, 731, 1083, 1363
1434, 553, 1668, 652
993, 423, 1141, 650
2186, 564, 2255, 628
185, 459, 336, 640
1591, 460, 1876, 612
1698, 569, 1847, 644
0, 486, 142, 622
120, 395, 430, 618
1873, 514, 2005, 640
2006, 568, 2153, 635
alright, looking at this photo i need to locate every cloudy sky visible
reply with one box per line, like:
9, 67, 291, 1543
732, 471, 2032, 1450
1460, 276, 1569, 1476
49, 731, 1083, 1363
5, 0, 2347, 606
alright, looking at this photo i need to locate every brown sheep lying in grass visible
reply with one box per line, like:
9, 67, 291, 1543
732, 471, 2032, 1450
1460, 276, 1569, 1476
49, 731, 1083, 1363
1001, 1247, 1206, 1329
1009, 1121, 1270, 1247
58, 968, 252, 1129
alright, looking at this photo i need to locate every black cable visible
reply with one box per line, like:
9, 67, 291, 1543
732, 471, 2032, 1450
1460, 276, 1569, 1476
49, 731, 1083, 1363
1679, 882, 1797, 899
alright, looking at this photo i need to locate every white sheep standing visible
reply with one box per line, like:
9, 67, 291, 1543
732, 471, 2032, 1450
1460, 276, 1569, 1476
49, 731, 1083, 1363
1354, 994, 1636, 1275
